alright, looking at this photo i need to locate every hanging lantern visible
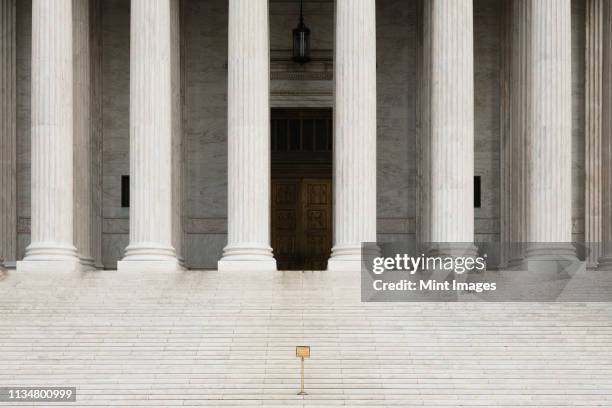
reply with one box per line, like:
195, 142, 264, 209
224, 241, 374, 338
292, 0, 311, 64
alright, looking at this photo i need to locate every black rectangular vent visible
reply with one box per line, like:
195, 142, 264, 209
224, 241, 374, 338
121, 175, 130, 208
474, 176, 481, 208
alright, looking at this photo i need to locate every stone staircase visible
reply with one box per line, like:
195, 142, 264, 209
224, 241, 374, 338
0, 269, 611, 407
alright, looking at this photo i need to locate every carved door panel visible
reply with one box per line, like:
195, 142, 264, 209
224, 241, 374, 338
301, 179, 332, 270
271, 178, 332, 270
271, 180, 301, 270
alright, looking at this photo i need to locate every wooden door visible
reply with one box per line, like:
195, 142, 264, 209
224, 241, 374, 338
271, 178, 332, 270
271, 180, 302, 270
301, 179, 332, 270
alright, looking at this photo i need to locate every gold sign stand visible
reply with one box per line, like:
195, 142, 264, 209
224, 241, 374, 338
295, 346, 310, 395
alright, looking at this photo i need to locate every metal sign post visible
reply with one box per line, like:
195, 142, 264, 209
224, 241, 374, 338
295, 346, 310, 395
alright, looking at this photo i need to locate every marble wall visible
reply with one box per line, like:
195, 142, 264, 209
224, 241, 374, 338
13, 0, 587, 269
376, 0, 417, 245
15, 0, 30, 260
181, 0, 228, 269
474, 0, 502, 244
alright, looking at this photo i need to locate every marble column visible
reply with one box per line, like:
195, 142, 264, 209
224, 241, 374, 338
17, 0, 81, 272
418, 0, 475, 254
218, 0, 276, 272
586, 0, 603, 268
90, 0, 104, 269
0, 0, 16, 269
117, 0, 183, 272
525, 0, 574, 259
172, 0, 183, 267
326, 0, 377, 272
499, 0, 511, 268
598, 0, 612, 269
73, 0, 95, 269
501, 0, 530, 268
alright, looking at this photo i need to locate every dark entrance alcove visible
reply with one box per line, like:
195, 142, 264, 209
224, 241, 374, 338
271, 108, 333, 270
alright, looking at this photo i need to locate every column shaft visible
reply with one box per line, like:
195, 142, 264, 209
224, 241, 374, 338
18, 0, 81, 272
586, 0, 603, 268
73, 0, 95, 268
499, 0, 511, 267
218, 0, 276, 272
91, 0, 103, 269
525, 0, 574, 258
327, 0, 377, 272
599, 0, 612, 268
501, 0, 530, 267
172, 0, 183, 264
117, 0, 183, 272
418, 0, 475, 252
0, 0, 16, 268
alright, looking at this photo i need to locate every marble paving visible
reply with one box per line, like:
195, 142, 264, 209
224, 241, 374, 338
0, 269, 611, 407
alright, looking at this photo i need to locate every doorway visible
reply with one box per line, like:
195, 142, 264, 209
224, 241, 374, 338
271, 109, 333, 270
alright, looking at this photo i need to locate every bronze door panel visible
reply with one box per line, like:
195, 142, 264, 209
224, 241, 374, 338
271, 178, 332, 270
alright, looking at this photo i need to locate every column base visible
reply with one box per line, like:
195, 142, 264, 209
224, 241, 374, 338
217, 244, 277, 272
17, 243, 89, 272
523, 243, 582, 276
426, 243, 479, 258
597, 256, 612, 271
327, 243, 379, 272
525, 243, 576, 259
79, 256, 98, 271
118, 244, 184, 272
522, 257, 586, 277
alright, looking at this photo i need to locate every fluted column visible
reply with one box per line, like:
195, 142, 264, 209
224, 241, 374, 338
499, 0, 511, 268
525, 0, 574, 258
218, 0, 276, 272
587, 0, 603, 268
17, 0, 81, 272
599, 0, 612, 269
326, 0, 377, 272
172, 0, 184, 266
91, 0, 103, 269
117, 0, 183, 272
418, 0, 474, 253
73, 0, 95, 269
0, 0, 16, 269
501, 0, 530, 268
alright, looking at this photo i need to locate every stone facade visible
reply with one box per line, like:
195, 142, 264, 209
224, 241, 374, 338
2, 0, 596, 269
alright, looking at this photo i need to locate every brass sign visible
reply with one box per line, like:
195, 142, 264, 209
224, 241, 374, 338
296, 346, 310, 359
296, 346, 310, 395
